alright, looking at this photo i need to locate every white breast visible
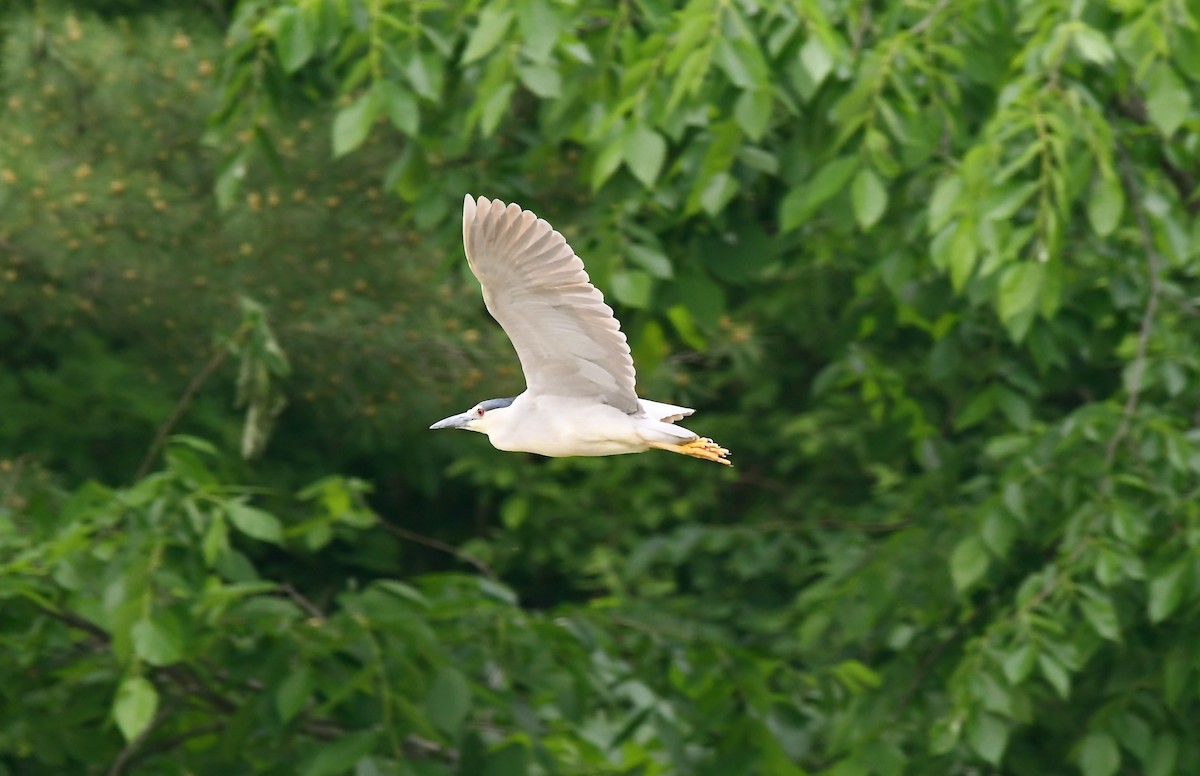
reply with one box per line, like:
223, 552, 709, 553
485, 395, 647, 457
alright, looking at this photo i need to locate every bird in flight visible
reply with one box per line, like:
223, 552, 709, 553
430, 195, 731, 466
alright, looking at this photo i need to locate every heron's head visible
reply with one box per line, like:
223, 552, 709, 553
429, 397, 515, 435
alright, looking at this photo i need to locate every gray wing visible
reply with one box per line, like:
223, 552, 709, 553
462, 194, 639, 414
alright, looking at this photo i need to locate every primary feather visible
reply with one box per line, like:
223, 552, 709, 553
462, 195, 640, 414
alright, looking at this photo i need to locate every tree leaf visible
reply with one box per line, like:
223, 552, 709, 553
610, 269, 653, 308
1003, 481, 1027, 522
984, 182, 1038, 221
274, 7, 314, 73
479, 82, 515, 137
517, 63, 561, 98
780, 156, 858, 231
331, 90, 379, 158
1148, 561, 1187, 623
1002, 642, 1037, 684
851, 167, 887, 230
950, 536, 988, 592
997, 262, 1042, 324
1145, 64, 1190, 137
698, 171, 739, 216
485, 742, 530, 773
131, 616, 183, 666
1078, 732, 1120, 776
477, 577, 518, 605
806, 156, 858, 209
378, 80, 419, 137
592, 138, 625, 191
403, 50, 438, 99
425, 666, 471, 738
623, 124, 667, 188
666, 305, 706, 350
1072, 25, 1114, 65
276, 667, 313, 723
113, 675, 158, 742
225, 501, 284, 544
516, 0, 560, 63
980, 507, 1016, 557
203, 511, 229, 566
714, 37, 768, 89
994, 386, 1031, 430
947, 224, 979, 291
967, 712, 1008, 766
1039, 653, 1071, 699
1087, 175, 1124, 237
461, 7, 514, 65
955, 388, 995, 431
734, 90, 772, 141
1079, 592, 1120, 641
626, 244, 673, 278
302, 731, 379, 776
214, 148, 248, 213
928, 175, 962, 234
1146, 733, 1180, 776
800, 37, 833, 86
1177, 25, 1200, 80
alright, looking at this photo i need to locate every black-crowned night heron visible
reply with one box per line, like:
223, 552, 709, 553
429, 195, 731, 466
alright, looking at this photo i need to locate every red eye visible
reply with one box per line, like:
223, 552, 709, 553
476, 407, 485, 417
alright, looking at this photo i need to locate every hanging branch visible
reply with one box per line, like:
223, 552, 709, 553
1103, 143, 1163, 470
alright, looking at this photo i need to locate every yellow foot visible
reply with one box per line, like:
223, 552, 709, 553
651, 437, 732, 466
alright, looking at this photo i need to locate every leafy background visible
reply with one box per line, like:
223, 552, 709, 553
2, 0, 1199, 774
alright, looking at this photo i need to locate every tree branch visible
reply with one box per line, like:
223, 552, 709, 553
140, 722, 224, 760
106, 702, 177, 776
279, 583, 325, 621
42, 606, 110, 642
42, 606, 239, 714
135, 345, 230, 481
907, 0, 951, 37
1104, 145, 1163, 469
1113, 97, 1199, 215
376, 517, 499, 581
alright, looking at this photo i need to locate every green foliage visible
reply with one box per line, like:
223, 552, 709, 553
0, 443, 859, 774
0, 7, 505, 481
3, 0, 1200, 773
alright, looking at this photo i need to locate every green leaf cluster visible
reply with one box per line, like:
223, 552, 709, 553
4, 0, 1200, 773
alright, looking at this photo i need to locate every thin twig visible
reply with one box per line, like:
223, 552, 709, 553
404, 734, 459, 764
607, 614, 699, 642
42, 606, 109, 642
42, 605, 432, 767
279, 583, 325, 621
141, 722, 224, 759
106, 702, 177, 776
135, 345, 230, 481
376, 517, 499, 581
1112, 97, 1200, 216
41, 606, 240, 714
897, 622, 967, 712
160, 666, 237, 714
1104, 145, 1163, 470
907, 0, 951, 37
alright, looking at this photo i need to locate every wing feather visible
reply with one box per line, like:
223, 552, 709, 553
462, 194, 639, 413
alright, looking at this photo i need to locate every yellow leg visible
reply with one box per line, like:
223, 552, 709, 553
650, 437, 732, 466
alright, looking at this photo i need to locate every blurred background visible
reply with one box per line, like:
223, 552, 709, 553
2, 0, 1199, 773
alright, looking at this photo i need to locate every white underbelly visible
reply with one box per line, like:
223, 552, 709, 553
489, 399, 647, 457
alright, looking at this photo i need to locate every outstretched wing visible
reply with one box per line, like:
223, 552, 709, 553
462, 195, 639, 414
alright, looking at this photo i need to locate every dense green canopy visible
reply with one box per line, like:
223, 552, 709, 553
2, 0, 1199, 774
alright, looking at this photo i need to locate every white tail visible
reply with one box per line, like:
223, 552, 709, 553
638, 399, 695, 424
